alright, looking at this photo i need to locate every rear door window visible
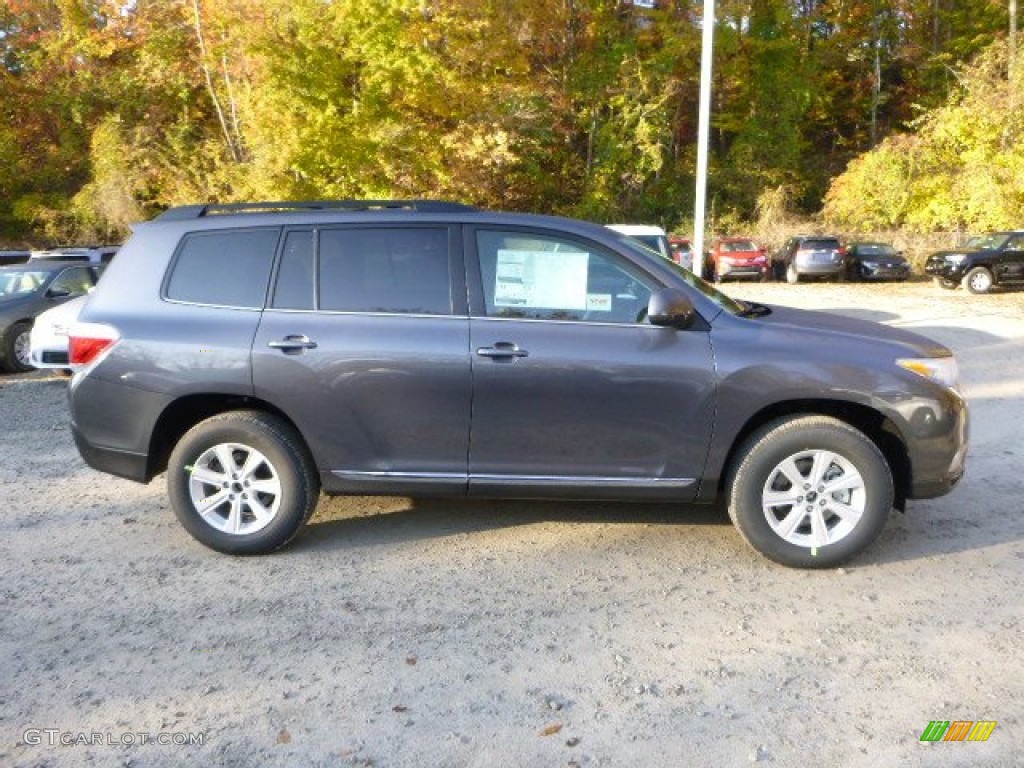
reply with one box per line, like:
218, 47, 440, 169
271, 230, 315, 310
165, 228, 280, 308
317, 227, 451, 315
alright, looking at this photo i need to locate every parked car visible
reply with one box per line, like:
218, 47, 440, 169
844, 242, 911, 282
0, 262, 104, 372
605, 224, 672, 262
668, 236, 694, 271
924, 231, 1024, 294
774, 235, 845, 283
29, 294, 89, 371
707, 237, 769, 282
68, 200, 967, 568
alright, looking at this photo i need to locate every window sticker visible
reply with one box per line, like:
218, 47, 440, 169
493, 250, 590, 309
586, 294, 612, 312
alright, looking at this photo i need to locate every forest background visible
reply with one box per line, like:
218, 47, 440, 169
1, 0, 1021, 250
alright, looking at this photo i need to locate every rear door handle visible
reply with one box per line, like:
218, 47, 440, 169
268, 335, 318, 352
476, 342, 529, 359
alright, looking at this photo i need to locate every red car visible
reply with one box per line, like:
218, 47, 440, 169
668, 236, 694, 270
707, 237, 769, 282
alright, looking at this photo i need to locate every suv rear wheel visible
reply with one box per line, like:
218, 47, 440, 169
726, 416, 893, 568
167, 411, 320, 554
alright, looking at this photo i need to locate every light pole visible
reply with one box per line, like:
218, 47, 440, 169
692, 0, 715, 279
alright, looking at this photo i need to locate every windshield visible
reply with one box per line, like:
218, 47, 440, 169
614, 235, 747, 316
722, 240, 758, 252
0, 270, 49, 300
856, 244, 897, 256
970, 233, 1009, 250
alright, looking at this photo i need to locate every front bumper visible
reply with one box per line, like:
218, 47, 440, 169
719, 262, 767, 279
924, 258, 965, 281
904, 388, 969, 500
858, 264, 910, 280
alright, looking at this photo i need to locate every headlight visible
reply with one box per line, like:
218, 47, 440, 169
945, 253, 966, 265
897, 356, 960, 390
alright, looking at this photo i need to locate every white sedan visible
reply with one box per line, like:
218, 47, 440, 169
29, 294, 88, 371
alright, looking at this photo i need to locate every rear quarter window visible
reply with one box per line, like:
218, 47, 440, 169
165, 229, 280, 308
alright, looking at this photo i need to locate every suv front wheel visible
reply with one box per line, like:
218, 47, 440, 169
167, 411, 320, 554
726, 416, 893, 568
962, 266, 994, 294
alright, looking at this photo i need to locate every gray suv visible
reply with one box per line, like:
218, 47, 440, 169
68, 201, 968, 568
775, 235, 846, 283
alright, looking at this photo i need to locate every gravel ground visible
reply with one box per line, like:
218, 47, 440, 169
1, 281, 1022, 767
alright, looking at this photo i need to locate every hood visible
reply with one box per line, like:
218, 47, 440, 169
858, 253, 908, 264
929, 248, 982, 258
749, 304, 951, 358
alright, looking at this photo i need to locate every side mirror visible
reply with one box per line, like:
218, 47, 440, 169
647, 288, 696, 330
47, 288, 72, 299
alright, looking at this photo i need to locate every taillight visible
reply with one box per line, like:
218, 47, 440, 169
69, 323, 119, 366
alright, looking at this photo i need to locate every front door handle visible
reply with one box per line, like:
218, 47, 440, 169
476, 342, 528, 359
268, 335, 318, 352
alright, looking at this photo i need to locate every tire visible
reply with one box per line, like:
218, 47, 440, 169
167, 410, 320, 554
785, 262, 799, 284
726, 415, 893, 569
933, 277, 957, 290
2, 321, 34, 373
962, 266, 994, 295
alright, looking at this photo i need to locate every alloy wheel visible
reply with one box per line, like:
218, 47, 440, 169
187, 442, 282, 535
761, 449, 866, 548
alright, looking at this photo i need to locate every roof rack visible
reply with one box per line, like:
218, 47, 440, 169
155, 200, 478, 221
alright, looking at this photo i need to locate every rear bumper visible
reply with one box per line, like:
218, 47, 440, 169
71, 423, 149, 482
69, 374, 170, 483
29, 348, 69, 368
794, 261, 843, 277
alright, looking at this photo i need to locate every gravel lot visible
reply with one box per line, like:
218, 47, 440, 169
2, 281, 1022, 767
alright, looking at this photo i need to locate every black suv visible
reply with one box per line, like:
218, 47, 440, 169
67, 201, 968, 568
925, 231, 1024, 294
